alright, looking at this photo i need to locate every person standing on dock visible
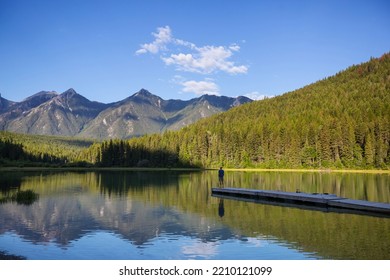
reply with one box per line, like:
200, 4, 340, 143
218, 167, 224, 187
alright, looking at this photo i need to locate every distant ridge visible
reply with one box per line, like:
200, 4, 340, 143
0, 89, 252, 139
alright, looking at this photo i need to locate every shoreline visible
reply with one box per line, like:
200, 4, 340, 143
222, 168, 390, 174
0, 166, 204, 172
0, 166, 389, 174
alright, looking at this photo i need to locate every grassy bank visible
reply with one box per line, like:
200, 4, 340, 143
0, 166, 204, 172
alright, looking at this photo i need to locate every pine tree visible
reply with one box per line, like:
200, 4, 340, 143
364, 133, 374, 167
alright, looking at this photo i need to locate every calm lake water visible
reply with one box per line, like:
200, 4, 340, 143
0, 170, 389, 260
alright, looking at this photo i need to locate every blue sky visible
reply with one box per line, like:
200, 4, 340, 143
0, 0, 389, 103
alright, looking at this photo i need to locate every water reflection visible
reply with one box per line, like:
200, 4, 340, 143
218, 199, 224, 218
0, 170, 389, 260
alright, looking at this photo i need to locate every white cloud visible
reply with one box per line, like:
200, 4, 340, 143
244, 91, 272, 100
136, 26, 173, 55
170, 74, 186, 85
136, 26, 248, 75
163, 45, 248, 74
229, 43, 240, 51
174, 38, 197, 49
181, 79, 219, 96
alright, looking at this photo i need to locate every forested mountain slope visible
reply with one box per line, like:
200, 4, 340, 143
83, 53, 390, 169
0, 131, 94, 166
2, 53, 389, 169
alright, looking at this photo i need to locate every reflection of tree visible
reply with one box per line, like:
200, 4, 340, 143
0, 171, 389, 259
0, 172, 23, 196
0, 174, 40, 205
0, 190, 39, 205
219, 199, 390, 259
96, 170, 187, 197
226, 171, 390, 203
0, 250, 26, 260
98, 171, 390, 259
218, 199, 224, 218
0, 171, 235, 249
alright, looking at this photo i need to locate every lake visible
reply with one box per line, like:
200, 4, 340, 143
0, 170, 389, 260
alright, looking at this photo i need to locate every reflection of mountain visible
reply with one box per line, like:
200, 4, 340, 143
0, 196, 100, 245
0, 171, 389, 259
0, 172, 235, 249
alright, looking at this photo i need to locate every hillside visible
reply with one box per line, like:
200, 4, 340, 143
1, 53, 389, 169
83, 53, 390, 169
0, 131, 94, 166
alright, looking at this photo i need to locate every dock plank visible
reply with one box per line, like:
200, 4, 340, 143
211, 187, 390, 216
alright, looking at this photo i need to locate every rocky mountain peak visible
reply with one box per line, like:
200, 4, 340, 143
0, 94, 15, 113
22, 91, 57, 106
60, 88, 78, 99
129, 89, 163, 107
138, 88, 152, 95
132, 88, 158, 99
233, 96, 252, 107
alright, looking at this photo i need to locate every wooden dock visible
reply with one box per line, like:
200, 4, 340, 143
211, 187, 390, 217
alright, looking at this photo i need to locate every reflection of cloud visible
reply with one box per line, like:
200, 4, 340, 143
181, 240, 218, 258
136, 26, 248, 75
245, 237, 266, 248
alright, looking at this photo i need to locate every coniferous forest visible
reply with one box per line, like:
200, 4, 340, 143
1, 53, 390, 169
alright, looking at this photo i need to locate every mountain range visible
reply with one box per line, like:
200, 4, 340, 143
0, 89, 251, 139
